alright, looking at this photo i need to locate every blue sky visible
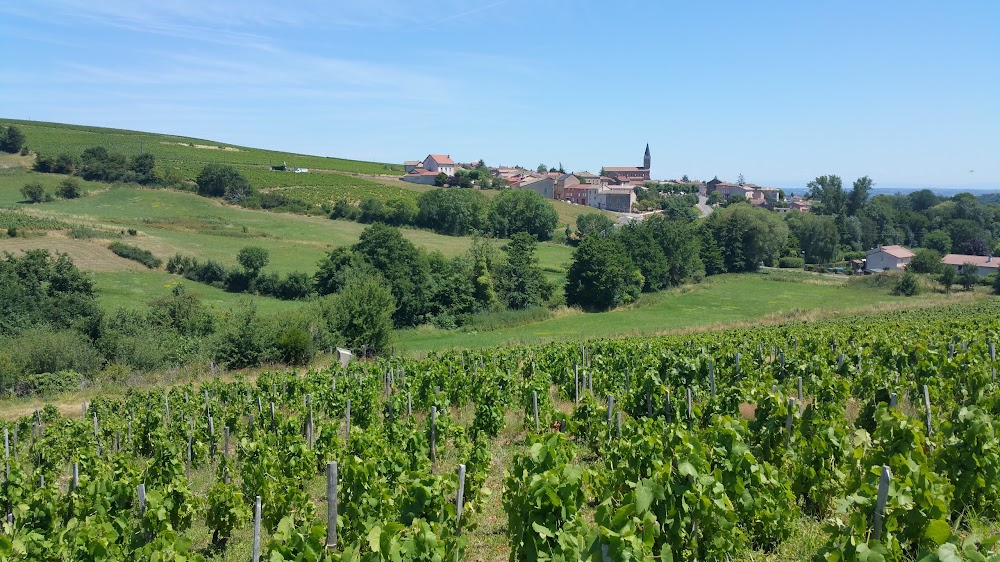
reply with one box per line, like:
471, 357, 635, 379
1, 0, 998, 191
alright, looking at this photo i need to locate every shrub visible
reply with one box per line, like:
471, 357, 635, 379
892, 270, 921, 296
20, 181, 46, 203
958, 262, 979, 290
778, 257, 805, 268
108, 242, 163, 269
57, 177, 82, 199
19, 371, 84, 397
70, 226, 120, 239
940, 266, 957, 291
276, 326, 314, 365
8, 328, 103, 378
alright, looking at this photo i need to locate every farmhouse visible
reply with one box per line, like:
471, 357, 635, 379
941, 254, 1000, 277
401, 154, 457, 184
866, 245, 914, 272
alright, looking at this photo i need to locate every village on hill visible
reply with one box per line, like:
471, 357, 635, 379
400, 145, 808, 219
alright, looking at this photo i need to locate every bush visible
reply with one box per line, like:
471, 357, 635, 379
57, 177, 83, 199
20, 181, 46, 203
19, 371, 84, 397
196, 163, 253, 203
319, 272, 396, 356
7, 328, 103, 378
276, 326, 313, 365
892, 270, 921, 296
108, 242, 163, 268
958, 262, 979, 290
213, 301, 273, 369
778, 257, 805, 268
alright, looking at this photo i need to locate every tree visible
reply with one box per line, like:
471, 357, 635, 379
0, 125, 26, 154
681, 174, 690, 182
784, 212, 838, 264
497, 233, 553, 309
616, 223, 671, 291
416, 188, 487, 235
353, 224, 430, 327
846, 176, 873, 216
57, 177, 82, 199
939, 266, 956, 291
993, 271, 1000, 296
131, 153, 157, 183
958, 262, 979, 290
323, 272, 395, 356
565, 235, 643, 311
909, 189, 940, 212
737, 173, 746, 186
487, 188, 559, 241
313, 247, 374, 295
196, 163, 253, 202
706, 192, 721, 205
575, 213, 615, 239
806, 175, 846, 216
434, 172, 448, 187
907, 248, 942, 274
237, 246, 269, 277
706, 203, 788, 272
20, 181, 45, 203
79, 146, 128, 182
536, 164, 548, 174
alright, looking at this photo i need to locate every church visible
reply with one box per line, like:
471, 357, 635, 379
602, 144, 651, 183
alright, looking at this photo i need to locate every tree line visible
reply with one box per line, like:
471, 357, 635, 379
330, 185, 560, 240
564, 204, 788, 310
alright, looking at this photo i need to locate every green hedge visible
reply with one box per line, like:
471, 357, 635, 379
108, 242, 162, 269
778, 257, 805, 269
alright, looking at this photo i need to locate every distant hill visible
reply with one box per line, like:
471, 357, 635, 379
977, 193, 1000, 205
0, 119, 418, 206
2, 119, 403, 176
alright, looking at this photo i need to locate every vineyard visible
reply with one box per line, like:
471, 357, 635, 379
3, 300, 1000, 561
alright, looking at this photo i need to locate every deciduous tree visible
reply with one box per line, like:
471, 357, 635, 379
565, 234, 643, 311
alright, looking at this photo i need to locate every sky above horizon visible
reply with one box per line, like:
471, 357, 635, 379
1, 1, 998, 191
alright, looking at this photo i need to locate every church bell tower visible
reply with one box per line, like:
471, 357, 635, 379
643, 143, 651, 170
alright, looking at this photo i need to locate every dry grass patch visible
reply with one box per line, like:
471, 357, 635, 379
0, 231, 145, 272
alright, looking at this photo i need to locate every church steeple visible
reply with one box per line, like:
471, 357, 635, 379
643, 143, 651, 170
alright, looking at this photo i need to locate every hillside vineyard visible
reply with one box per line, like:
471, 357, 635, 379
3, 301, 1000, 560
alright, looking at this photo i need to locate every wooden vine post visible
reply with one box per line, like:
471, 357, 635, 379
872, 466, 891, 541
327, 461, 338, 549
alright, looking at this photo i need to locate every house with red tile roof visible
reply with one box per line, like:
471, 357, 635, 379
941, 254, 1000, 277
401, 154, 456, 184
423, 154, 455, 175
866, 245, 914, 272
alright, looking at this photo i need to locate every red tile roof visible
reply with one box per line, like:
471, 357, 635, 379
942, 254, 999, 268
428, 154, 455, 165
603, 166, 646, 172
868, 245, 914, 259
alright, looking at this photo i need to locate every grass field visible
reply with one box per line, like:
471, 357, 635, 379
394, 271, 989, 355
2, 119, 403, 176
0, 166, 577, 315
